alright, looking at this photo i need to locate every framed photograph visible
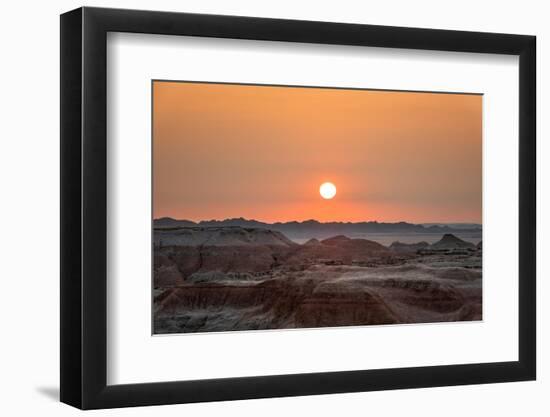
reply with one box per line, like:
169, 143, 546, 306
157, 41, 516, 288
60, 7, 536, 409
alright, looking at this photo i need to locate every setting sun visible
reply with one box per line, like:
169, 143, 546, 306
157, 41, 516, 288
320, 182, 337, 200
152, 80, 483, 335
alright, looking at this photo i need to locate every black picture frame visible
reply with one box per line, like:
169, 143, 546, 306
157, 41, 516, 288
60, 6, 536, 410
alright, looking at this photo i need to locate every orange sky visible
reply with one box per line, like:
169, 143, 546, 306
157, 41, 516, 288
153, 81, 482, 223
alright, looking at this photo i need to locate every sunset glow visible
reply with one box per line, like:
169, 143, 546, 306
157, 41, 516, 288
153, 81, 484, 333
153, 81, 482, 223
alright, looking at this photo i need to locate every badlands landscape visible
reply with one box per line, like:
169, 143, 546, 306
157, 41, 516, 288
153, 220, 482, 334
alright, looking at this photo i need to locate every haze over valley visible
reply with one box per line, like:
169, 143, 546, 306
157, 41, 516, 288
154, 217, 482, 245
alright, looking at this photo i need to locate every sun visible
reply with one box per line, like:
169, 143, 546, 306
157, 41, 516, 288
319, 182, 337, 199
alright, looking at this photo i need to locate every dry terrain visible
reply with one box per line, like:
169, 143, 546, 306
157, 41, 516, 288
153, 227, 482, 333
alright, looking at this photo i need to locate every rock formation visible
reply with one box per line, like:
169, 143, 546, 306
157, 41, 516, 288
389, 241, 430, 253
430, 233, 476, 250
153, 227, 482, 333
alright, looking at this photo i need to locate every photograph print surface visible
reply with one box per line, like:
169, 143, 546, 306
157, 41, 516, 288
152, 81, 482, 334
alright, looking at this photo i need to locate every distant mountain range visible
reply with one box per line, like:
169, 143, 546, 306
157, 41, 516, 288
154, 217, 481, 240
421, 223, 483, 230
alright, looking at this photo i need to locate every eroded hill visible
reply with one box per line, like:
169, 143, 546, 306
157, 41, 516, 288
153, 227, 482, 333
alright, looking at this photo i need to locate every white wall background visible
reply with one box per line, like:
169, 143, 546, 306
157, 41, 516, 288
0, 0, 546, 415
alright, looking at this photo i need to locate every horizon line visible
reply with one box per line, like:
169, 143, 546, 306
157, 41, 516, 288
154, 216, 482, 225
